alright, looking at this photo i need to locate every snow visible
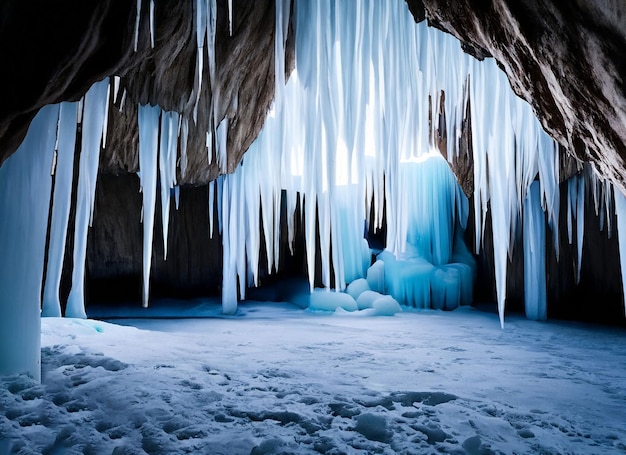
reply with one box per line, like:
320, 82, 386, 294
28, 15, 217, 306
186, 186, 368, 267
2, 303, 625, 453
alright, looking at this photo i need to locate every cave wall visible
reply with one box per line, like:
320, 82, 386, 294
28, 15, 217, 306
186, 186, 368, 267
82, 174, 312, 307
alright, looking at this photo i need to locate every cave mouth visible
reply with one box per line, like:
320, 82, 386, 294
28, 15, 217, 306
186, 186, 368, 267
2, 0, 626, 384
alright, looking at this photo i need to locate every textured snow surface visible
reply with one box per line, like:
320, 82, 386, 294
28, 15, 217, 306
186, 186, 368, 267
2, 304, 625, 454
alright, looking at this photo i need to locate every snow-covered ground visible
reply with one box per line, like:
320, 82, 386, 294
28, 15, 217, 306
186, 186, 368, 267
1, 300, 625, 454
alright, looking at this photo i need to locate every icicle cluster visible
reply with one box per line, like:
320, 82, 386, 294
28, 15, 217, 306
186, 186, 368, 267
4, 0, 626, 329
211, 0, 563, 324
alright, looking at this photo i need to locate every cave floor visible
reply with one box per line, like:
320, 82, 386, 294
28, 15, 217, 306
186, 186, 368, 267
1, 302, 625, 454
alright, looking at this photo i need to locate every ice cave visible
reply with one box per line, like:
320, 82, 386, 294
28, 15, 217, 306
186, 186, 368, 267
1, 0, 626, 453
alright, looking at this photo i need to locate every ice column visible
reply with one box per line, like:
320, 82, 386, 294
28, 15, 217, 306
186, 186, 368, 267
523, 181, 547, 320
615, 189, 626, 313
41, 102, 79, 317
0, 104, 59, 380
66, 79, 110, 318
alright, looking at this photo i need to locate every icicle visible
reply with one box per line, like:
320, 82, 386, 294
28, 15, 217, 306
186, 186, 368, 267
101, 80, 111, 149
576, 175, 585, 283
180, 117, 189, 178
615, 189, 626, 313
149, 0, 155, 48
137, 104, 161, 308
42, 102, 78, 317
208, 179, 216, 238
134, 0, 142, 52
158, 111, 179, 260
216, 117, 228, 171
66, 79, 110, 318
113, 76, 121, 103
119, 88, 127, 112
228, 0, 233, 36
274, 0, 291, 110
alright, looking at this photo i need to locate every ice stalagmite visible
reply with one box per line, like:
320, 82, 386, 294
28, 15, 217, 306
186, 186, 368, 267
42, 102, 79, 317
66, 79, 110, 318
138, 104, 161, 308
0, 104, 59, 380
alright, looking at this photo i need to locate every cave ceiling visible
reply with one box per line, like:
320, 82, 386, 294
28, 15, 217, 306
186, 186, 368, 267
0, 0, 624, 188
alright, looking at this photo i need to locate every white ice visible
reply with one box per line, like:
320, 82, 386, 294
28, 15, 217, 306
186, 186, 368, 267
0, 105, 59, 380
42, 102, 79, 317
66, 79, 110, 319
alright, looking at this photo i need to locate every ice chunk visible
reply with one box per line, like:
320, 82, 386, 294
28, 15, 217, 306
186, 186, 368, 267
356, 290, 384, 310
346, 278, 370, 301
366, 260, 385, 293
309, 290, 358, 312
371, 295, 402, 316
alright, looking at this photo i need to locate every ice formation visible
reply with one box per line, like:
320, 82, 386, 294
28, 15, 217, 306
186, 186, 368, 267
66, 80, 111, 318
0, 105, 59, 379
2, 0, 626, 364
523, 182, 547, 320
41, 103, 79, 317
